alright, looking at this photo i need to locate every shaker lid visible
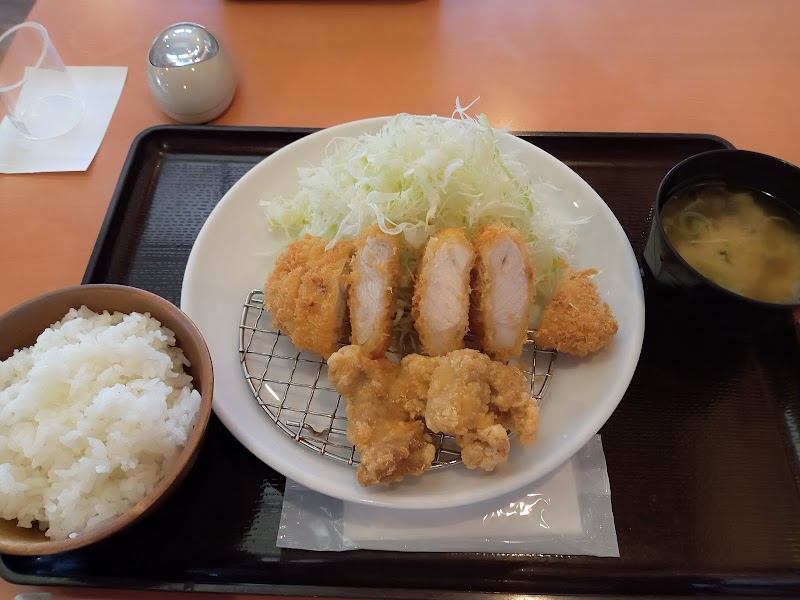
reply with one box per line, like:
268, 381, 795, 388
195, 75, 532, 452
149, 22, 219, 68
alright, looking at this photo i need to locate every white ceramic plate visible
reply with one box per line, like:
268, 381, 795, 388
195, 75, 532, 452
181, 117, 645, 510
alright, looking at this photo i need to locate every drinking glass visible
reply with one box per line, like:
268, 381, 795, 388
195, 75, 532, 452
0, 22, 83, 139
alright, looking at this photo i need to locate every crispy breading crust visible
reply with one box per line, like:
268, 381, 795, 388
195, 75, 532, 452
392, 353, 438, 418
534, 264, 619, 356
489, 360, 539, 445
263, 235, 326, 333
458, 426, 511, 471
424, 349, 537, 471
412, 229, 476, 356
327, 344, 539, 483
470, 224, 536, 361
291, 240, 355, 359
348, 225, 400, 358
327, 346, 436, 487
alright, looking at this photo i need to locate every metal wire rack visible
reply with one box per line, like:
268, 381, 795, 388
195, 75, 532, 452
239, 289, 557, 468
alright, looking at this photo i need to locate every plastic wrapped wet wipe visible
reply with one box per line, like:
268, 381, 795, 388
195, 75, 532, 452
277, 435, 618, 556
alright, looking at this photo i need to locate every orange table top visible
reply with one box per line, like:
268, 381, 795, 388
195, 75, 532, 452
3, 0, 800, 597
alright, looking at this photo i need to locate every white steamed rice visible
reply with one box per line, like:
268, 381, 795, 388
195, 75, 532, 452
0, 306, 201, 540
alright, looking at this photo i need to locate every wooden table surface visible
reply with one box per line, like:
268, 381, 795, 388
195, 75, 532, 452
2, 0, 800, 597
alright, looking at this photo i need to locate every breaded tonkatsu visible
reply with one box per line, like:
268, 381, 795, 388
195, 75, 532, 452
264, 236, 354, 359
470, 224, 536, 361
348, 226, 400, 358
412, 229, 476, 356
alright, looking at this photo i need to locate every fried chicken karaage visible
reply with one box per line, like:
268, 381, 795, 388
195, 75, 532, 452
327, 346, 436, 486
327, 345, 538, 483
425, 349, 537, 471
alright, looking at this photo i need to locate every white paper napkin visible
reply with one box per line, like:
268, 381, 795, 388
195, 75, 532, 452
342, 459, 584, 545
0, 66, 127, 174
277, 435, 620, 555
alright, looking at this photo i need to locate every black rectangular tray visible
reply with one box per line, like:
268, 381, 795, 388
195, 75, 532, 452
3, 126, 800, 598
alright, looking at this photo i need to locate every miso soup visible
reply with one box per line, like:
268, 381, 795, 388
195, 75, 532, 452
661, 182, 800, 304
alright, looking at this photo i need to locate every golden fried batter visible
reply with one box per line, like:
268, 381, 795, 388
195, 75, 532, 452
412, 229, 476, 356
457, 426, 511, 472
291, 240, 355, 359
327, 344, 538, 483
534, 264, 618, 356
424, 349, 536, 471
327, 346, 436, 487
470, 224, 536, 361
348, 225, 400, 358
391, 353, 438, 418
263, 236, 326, 333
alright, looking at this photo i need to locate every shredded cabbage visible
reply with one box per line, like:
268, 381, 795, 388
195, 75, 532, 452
261, 106, 580, 330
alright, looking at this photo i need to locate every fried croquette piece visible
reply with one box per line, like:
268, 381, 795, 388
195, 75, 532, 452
412, 229, 476, 356
348, 226, 400, 358
291, 240, 356, 359
263, 236, 327, 333
327, 346, 436, 487
470, 224, 536, 361
534, 264, 619, 356
424, 349, 537, 471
